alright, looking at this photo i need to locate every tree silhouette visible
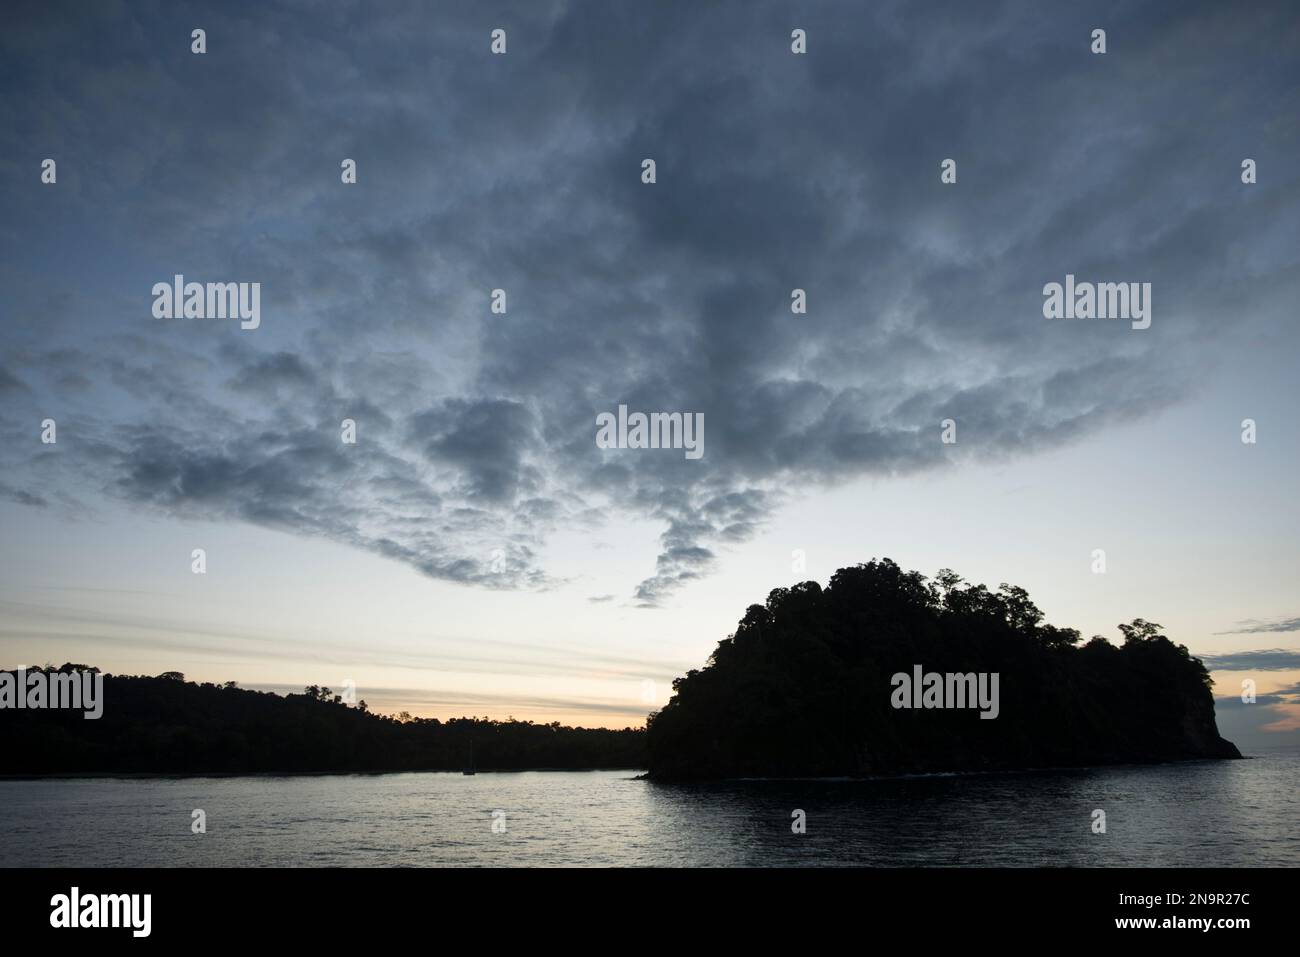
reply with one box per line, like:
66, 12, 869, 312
647, 559, 1239, 779
0, 666, 645, 774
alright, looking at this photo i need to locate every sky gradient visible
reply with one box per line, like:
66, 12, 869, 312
1, 0, 1298, 747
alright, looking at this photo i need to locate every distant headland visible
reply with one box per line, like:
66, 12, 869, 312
0, 669, 645, 776
646, 559, 1240, 780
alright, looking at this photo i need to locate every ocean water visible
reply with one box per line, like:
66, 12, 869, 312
2, 749, 1297, 867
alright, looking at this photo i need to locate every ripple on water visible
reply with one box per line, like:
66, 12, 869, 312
1, 752, 1297, 866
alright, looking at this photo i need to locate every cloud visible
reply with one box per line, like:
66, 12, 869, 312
1216, 618, 1300, 635
1213, 688, 1300, 710
0, 597, 696, 682
0, 365, 28, 394
227, 351, 317, 396
247, 683, 651, 724
2, 0, 1298, 604
0, 482, 46, 507
409, 398, 544, 504
1201, 649, 1300, 671
1214, 695, 1300, 742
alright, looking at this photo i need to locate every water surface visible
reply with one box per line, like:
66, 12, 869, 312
3, 749, 1296, 866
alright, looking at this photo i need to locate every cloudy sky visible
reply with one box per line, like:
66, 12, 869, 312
1, 0, 1297, 746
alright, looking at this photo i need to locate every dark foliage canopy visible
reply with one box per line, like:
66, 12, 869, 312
647, 559, 1239, 779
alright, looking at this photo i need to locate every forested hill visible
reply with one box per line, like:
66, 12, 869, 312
0, 670, 646, 775
647, 559, 1241, 780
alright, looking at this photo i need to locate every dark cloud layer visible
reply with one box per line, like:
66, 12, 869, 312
1201, 649, 1300, 672
2, 0, 1297, 603
1216, 618, 1300, 635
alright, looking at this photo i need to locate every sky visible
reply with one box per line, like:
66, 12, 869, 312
1, 0, 1297, 748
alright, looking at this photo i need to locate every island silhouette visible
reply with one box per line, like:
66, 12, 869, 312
1, 559, 1239, 778
646, 559, 1240, 779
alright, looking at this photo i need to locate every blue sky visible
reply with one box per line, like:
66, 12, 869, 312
1, 0, 1297, 747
